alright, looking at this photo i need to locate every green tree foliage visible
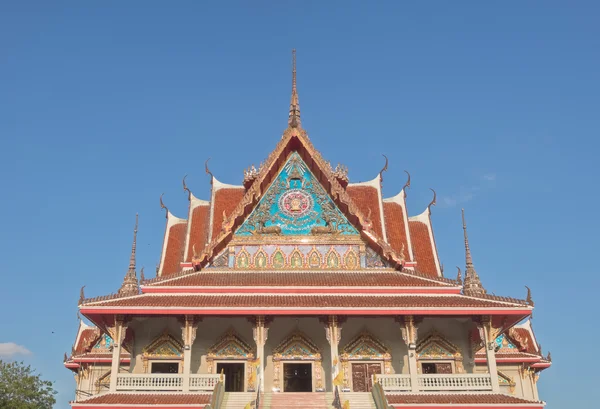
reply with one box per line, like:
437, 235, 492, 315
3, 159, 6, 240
0, 360, 57, 409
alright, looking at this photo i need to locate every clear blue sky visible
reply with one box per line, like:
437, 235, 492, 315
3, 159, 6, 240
0, 2, 597, 408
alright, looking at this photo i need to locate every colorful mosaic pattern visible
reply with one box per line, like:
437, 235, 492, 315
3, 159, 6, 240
495, 334, 517, 350
236, 152, 358, 236
232, 244, 363, 269
93, 333, 113, 350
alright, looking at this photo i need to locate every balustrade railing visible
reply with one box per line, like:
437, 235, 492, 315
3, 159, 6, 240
116, 374, 183, 391
377, 375, 412, 391
190, 374, 222, 391
378, 374, 493, 392
418, 374, 493, 391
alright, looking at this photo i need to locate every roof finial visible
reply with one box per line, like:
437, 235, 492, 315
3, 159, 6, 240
525, 286, 534, 307
456, 266, 462, 285
428, 189, 437, 212
379, 155, 389, 182
205, 158, 214, 186
78, 286, 85, 305
402, 170, 411, 194
183, 175, 191, 201
118, 214, 140, 296
461, 209, 486, 297
288, 49, 301, 128
160, 194, 168, 219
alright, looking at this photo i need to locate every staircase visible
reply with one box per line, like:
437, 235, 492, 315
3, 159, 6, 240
264, 392, 330, 408
340, 392, 377, 409
221, 392, 257, 409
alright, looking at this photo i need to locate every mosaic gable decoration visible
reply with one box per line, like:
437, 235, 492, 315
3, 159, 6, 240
141, 331, 183, 373
93, 333, 113, 351
236, 152, 359, 237
417, 331, 465, 373
340, 331, 392, 390
207, 329, 254, 361
495, 333, 517, 350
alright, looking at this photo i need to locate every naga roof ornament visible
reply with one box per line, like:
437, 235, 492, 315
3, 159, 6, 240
402, 170, 411, 194
379, 154, 389, 183
428, 188, 437, 212
159, 194, 168, 219
182, 175, 191, 201
461, 208, 486, 297
118, 214, 140, 296
205, 158, 213, 185
288, 49, 301, 129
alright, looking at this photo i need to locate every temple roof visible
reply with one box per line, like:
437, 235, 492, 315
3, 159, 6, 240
71, 393, 211, 407
78, 50, 534, 319
385, 393, 545, 407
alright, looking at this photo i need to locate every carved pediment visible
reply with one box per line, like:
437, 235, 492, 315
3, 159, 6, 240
417, 331, 461, 359
207, 329, 254, 360
142, 331, 183, 359
92, 333, 113, 352
341, 331, 391, 361
273, 331, 321, 361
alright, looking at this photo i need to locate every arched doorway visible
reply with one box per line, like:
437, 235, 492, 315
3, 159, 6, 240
272, 331, 324, 392
207, 329, 255, 392
340, 331, 391, 392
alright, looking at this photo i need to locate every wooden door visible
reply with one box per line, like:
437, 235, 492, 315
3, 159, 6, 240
352, 363, 382, 392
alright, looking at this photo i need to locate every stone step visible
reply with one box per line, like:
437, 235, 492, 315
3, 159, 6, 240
222, 392, 259, 409
264, 392, 330, 409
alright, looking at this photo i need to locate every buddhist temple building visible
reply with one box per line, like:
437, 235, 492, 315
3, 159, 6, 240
65, 51, 551, 409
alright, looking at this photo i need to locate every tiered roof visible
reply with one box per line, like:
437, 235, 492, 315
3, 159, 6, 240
77, 50, 535, 333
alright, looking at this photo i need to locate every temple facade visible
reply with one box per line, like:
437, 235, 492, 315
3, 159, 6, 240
65, 51, 551, 409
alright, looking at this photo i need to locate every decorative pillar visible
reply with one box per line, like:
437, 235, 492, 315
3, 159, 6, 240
400, 316, 419, 392
252, 316, 269, 391
324, 316, 343, 390
108, 316, 127, 392
478, 316, 500, 393
181, 315, 199, 392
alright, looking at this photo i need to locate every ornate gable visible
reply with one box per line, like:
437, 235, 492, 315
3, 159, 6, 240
273, 331, 321, 361
142, 331, 183, 360
236, 152, 358, 237
417, 332, 461, 360
341, 331, 391, 361
207, 329, 254, 360
92, 333, 113, 352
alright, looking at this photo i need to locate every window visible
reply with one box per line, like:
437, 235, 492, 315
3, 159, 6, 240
421, 362, 453, 374
151, 362, 179, 374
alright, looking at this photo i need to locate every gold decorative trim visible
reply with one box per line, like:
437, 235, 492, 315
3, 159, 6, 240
272, 330, 323, 391
416, 331, 464, 373
141, 330, 183, 373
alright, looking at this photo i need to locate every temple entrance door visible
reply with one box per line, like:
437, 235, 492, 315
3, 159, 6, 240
283, 363, 312, 392
351, 363, 382, 392
216, 362, 245, 392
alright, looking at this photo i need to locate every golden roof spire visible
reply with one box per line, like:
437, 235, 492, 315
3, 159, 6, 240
119, 214, 140, 296
461, 209, 486, 297
288, 49, 301, 128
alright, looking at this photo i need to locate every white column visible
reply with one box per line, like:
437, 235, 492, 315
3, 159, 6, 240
108, 317, 126, 392
400, 316, 419, 392
325, 316, 342, 391
253, 316, 269, 392
480, 317, 500, 393
182, 316, 198, 392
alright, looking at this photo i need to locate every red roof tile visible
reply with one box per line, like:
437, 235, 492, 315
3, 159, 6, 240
347, 185, 384, 238
386, 393, 542, 405
211, 188, 245, 242
185, 204, 210, 262
74, 393, 211, 405
73, 328, 100, 355
409, 220, 438, 277
383, 201, 410, 260
146, 271, 455, 288
81, 293, 529, 310
161, 222, 187, 276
